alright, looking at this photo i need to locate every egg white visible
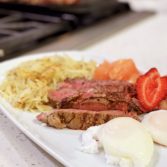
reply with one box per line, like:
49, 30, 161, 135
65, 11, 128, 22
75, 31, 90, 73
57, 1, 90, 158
142, 110, 167, 147
97, 117, 154, 167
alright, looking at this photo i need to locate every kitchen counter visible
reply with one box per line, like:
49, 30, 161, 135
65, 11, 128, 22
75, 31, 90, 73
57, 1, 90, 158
0, 12, 167, 167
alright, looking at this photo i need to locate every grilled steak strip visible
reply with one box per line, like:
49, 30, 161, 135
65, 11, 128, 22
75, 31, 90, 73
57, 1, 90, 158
48, 79, 144, 113
37, 109, 139, 130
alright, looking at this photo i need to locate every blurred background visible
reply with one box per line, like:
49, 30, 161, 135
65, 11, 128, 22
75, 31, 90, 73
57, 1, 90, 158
0, 0, 166, 61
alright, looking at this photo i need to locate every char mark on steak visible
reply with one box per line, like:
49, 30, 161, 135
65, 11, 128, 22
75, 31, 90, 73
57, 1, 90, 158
37, 109, 140, 130
48, 79, 144, 113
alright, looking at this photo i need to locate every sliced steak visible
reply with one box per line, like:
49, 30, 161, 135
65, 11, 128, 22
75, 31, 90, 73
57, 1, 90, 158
48, 79, 144, 113
57, 79, 136, 97
37, 109, 139, 130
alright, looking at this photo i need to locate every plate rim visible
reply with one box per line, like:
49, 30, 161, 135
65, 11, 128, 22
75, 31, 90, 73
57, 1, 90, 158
1, 51, 166, 167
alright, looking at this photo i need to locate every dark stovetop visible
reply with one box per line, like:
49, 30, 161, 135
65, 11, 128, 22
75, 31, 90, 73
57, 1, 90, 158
0, 1, 131, 61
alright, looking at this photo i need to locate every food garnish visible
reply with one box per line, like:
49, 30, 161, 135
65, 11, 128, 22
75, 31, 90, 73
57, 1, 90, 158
136, 68, 167, 111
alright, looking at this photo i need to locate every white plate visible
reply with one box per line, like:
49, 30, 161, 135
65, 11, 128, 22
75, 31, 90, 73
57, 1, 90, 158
0, 51, 166, 167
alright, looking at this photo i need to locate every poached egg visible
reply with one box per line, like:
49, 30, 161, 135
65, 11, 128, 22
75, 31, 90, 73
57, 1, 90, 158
81, 117, 154, 167
142, 110, 167, 147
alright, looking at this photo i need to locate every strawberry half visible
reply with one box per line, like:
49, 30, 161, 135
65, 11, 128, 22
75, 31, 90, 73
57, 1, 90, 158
136, 68, 167, 111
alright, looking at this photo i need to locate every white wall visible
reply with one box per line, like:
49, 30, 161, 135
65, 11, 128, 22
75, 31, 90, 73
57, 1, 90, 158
119, 0, 167, 12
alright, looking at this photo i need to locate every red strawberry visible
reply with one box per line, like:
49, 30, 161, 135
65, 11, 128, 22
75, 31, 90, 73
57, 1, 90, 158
161, 76, 167, 93
136, 68, 167, 111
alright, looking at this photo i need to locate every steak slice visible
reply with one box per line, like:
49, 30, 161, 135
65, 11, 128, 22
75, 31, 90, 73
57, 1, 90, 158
57, 79, 136, 97
37, 109, 139, 130
48, 79, 144, 113
48, 79, 136, 103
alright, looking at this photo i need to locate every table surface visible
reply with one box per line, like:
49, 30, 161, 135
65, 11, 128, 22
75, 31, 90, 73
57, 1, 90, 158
0, 13, 167, 167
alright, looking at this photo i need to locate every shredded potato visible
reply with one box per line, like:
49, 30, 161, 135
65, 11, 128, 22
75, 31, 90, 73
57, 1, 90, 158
0, 56, 96, 112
